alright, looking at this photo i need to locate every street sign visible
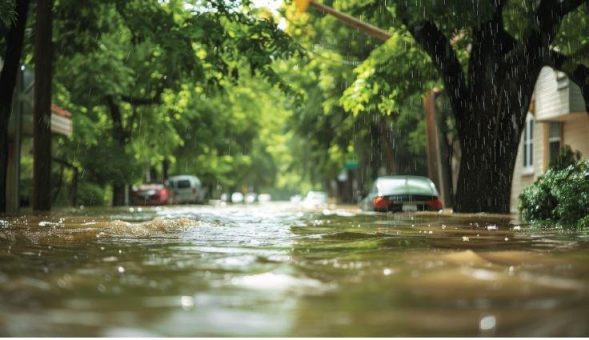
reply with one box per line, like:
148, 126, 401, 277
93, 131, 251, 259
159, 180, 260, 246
344, 160, 358, 170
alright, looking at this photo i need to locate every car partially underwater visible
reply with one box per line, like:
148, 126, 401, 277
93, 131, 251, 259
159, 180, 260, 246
360, 176, 443, 212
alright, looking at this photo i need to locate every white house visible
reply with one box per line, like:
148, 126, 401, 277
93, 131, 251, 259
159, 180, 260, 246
510, 66, 589, 212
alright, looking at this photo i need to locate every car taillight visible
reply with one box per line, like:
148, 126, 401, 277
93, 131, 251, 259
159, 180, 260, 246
373, 196, 390, 210
159, 188, 169, 201
426, 197, 443, 210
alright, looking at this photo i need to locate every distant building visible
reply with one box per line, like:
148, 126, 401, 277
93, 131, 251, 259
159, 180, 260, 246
510, 66, 589, 212
5, 66, 73, 212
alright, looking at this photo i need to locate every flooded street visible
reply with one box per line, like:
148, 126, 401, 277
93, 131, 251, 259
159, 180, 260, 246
1, 203, 589, 336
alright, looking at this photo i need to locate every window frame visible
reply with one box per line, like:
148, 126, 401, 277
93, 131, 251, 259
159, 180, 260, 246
547, 121, 563, 166
522, 114, 534, 175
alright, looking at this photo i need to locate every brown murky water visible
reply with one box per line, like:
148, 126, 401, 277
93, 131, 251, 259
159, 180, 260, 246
1, 203, 588, 336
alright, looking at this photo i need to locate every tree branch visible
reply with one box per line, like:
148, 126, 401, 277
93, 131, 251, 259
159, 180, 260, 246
120, 86, 164, 106
531, 0, 584, 46
404, 20, 468, 121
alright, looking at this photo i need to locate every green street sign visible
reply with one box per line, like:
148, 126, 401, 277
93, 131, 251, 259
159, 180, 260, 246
344, 160, 358, 170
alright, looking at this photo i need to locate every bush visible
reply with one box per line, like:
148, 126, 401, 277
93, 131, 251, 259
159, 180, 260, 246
519, 159, 589, 228
77, 182, 109, 206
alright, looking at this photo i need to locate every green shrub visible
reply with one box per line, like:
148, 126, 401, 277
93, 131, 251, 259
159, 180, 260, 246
549, 145, 582, 171
77, 182, 109, 206
519, 159, 589, 228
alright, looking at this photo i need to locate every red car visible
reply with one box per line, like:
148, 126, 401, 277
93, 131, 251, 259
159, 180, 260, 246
131, 184, 170, 205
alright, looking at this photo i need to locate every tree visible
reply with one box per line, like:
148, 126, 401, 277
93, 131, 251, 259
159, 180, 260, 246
32, 0, 53, 211
51, 0, 301, 206
279, 3, 429, 195
326, 1, 589, 212
0, 0, 30, 212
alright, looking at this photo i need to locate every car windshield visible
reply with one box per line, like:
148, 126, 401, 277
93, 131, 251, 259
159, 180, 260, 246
176, 180, 191, 189
376, 177, 437, 196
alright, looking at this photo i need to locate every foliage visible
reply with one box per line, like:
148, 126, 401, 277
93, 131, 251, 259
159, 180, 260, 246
549, 145, 582, 171
45, 0, 304, 205
277, 2, 430, 193
76, 182, 109, 206
519, 159, 589, 229
0, 0, 14, 26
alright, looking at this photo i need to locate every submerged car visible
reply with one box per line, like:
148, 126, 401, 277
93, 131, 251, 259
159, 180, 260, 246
131, 183, 170, 206
231, 192, 244, 203
167, 175, 206, 204
258, 193, 272, 203
303, 191, 328, 208
361, 176, 443, 212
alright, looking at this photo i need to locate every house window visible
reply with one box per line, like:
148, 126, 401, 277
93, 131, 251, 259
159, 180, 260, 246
522, 115, 534, 172
548, 122, 562, 165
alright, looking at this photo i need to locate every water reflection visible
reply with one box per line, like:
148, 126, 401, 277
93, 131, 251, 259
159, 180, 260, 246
0, 204, 588, 336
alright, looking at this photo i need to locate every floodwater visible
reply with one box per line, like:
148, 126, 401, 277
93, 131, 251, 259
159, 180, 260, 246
1, 202, 588, 336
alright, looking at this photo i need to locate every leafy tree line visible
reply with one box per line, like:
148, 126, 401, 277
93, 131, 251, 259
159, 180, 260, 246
277, 4, 429, 198
1, 0, 307, 209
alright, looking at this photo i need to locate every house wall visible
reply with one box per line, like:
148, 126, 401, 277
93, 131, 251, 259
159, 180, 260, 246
534, 67, 565, 120
510, 65, 589, 213
510, 117, 546, 212
563, 114, 589, 156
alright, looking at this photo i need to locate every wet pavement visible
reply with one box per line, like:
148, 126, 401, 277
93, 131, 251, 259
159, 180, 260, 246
1, 202, 588, 336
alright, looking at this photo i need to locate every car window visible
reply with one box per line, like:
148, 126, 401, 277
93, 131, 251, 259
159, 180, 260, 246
377, 177, 437, 196
177, 180, 191, 189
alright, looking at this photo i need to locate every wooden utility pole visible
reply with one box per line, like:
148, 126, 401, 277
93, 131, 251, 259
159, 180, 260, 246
296, 0, 391, 42
32, 0, 54, 211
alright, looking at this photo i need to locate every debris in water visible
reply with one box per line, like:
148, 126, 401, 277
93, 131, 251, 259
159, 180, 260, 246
180, 295, 195, 310
462, 236, 470, 242
479, 315, 496, 331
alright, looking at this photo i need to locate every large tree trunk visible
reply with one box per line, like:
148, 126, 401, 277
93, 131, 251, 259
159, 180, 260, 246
0, 0, 30, 212
112, 184, 126, 206
451, 59, 538, 213
32, 0, 54, 212
453, 116, 520, 213
106, 96, 128, 206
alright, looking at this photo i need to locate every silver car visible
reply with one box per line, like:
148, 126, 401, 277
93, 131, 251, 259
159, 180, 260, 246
360, 176, 443, 212
167, 175, 206, 204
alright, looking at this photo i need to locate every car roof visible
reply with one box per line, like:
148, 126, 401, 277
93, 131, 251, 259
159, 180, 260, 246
168, 175, 199, 181
375, 176, 439, 196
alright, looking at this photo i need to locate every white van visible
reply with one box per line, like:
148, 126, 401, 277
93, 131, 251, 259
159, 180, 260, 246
167, 175, 206, 204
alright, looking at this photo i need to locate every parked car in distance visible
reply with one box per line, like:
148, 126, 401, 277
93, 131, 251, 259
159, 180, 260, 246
360, 176, 443, 212
289, 194, 302, 204
131, 183, 170, 206
231, 192, 244, 203
167, 175, 206, 204
303, 191, 328, 208
245, 192, 257, 204
258, 193, 272, 203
